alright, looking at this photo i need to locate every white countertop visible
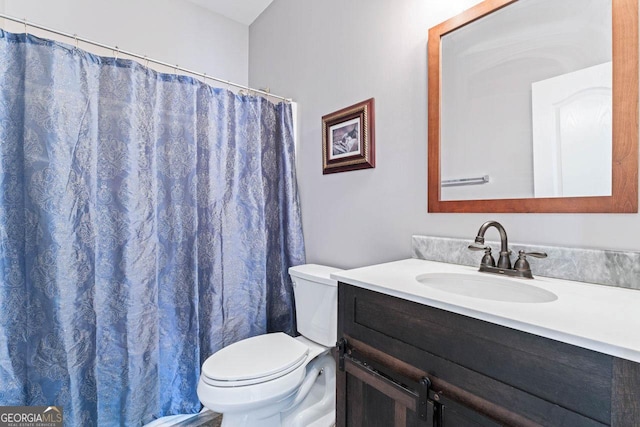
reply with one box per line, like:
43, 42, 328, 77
331, 258, 640, 363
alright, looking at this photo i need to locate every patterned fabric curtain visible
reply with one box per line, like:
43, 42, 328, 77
0, 30, 305, 426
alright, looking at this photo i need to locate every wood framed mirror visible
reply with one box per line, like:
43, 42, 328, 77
428, 0, 638, 213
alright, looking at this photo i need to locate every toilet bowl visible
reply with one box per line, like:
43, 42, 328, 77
197, 264, 342, 427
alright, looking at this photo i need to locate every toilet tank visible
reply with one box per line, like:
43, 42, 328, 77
288, 264, 342, 347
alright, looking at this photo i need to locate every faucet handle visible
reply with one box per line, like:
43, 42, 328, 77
519, 250, 547, 259
468, 243, 489, 251
468, 244, 496, 267
514, 250, 547, 275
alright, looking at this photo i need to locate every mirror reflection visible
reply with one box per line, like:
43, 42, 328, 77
440, 0, 612, 201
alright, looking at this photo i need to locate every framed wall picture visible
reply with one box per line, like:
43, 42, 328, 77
322, 98, 375, 174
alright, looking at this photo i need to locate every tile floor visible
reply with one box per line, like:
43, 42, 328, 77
172, 411, 221, 427
144, 410, 221, 427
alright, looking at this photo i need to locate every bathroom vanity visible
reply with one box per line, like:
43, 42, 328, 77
333, 259, 640, 427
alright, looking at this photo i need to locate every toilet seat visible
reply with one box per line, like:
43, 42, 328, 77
201, 333, 310, 387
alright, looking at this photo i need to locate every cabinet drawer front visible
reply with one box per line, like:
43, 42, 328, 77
340, 283, 612, 426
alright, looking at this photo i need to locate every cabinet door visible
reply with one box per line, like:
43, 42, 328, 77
336, 351, 502, 427
337, 354, 435, 427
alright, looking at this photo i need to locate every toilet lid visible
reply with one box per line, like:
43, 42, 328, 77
202, 333, 309, 386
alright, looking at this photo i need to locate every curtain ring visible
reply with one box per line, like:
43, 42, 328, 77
23, 18, 28, 35
113, 46, 119, 60
144, 55, 149, 68
74, 34, 79, 49
175, 64, 179, 74
202, 73, 207, 84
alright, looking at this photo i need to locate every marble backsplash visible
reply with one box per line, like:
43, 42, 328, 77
412, 235, 640, 291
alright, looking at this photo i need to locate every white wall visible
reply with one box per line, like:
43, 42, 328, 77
249, 0, 640, 270
1, 0, 248, 84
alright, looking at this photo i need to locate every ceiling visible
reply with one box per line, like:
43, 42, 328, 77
185, 0, 274, 25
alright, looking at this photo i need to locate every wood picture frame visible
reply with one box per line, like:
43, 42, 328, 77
322, 98, 375, 174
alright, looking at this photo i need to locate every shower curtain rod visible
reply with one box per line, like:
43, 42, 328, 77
0, 13, 292, 102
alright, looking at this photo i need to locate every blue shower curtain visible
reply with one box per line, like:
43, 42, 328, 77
0, 30, 305, 426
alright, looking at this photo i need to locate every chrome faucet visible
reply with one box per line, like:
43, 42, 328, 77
468, 220, 547, 279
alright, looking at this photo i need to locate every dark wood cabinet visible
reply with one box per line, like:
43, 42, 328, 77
338, 351, 431, 427
336, 283, 640, 427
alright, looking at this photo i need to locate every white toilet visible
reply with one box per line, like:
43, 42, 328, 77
197, 264, 342, 427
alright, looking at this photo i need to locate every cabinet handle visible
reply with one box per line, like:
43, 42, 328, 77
337, 337, 348, 371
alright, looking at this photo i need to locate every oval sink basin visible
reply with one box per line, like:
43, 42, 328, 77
415, 273, 558, 303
